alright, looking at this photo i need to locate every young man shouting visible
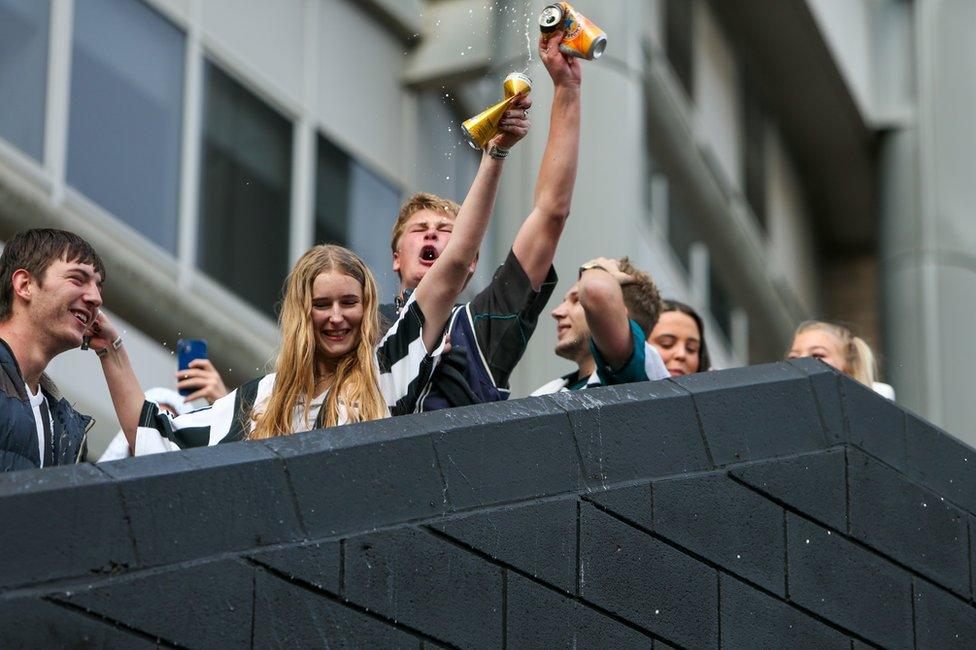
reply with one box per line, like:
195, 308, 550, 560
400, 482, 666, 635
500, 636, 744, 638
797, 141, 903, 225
385, 32, 583, 411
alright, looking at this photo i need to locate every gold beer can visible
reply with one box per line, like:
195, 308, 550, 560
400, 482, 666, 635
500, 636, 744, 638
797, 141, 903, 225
539, 2, 607, 60
461, 72, 533, 150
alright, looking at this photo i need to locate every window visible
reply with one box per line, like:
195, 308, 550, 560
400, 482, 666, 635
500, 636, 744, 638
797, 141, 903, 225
315, 135, 401, 301
665, 0, 694, 100
0, 0, 50, 161
709, 264, 733, 341
197, 61, 292, 318
741, 65, 767, 229
667, 187, 697, 273
67, 0, 184, 253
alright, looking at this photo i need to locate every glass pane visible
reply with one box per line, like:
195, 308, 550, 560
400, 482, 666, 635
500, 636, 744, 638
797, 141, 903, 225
665, 0, 694, 100
313, 136, 350, 247
198, 61, 291, 318
313, 135, 400, 303
67, 0, 184, 253
0, 0, 50, 161
668, 186, 696, 273
346, 161, 400, 302
709, 264, 732, 341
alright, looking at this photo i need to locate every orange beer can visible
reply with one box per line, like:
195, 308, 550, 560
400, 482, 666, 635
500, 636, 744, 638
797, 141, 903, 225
461, 72, 532, 150
539, 2, 607, 60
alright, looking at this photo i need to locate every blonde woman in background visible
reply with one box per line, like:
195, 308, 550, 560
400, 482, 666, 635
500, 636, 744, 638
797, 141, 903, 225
787, 320, 895, 400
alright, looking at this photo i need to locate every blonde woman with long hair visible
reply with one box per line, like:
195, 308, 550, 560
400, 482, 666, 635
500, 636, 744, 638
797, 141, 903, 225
787, 320, 895, 400
119, 113, 528, 453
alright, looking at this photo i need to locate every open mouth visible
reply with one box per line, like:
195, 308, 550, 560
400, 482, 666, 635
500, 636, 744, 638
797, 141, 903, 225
322, 328, 351, 341
420, 246, 438, 265
71, 309, 90, 327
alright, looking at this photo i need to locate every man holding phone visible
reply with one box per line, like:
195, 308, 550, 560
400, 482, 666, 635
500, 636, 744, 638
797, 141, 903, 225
0, 228, 144, 471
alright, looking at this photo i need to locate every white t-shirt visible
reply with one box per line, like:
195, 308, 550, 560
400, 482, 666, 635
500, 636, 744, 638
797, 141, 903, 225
26, 383, 49, 467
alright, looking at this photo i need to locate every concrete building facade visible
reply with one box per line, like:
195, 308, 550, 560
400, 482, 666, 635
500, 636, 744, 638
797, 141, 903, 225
0, 0, 971, 454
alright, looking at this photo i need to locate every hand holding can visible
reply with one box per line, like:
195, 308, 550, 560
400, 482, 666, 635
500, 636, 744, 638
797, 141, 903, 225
461, 72, 533, 150
539, 2, 607, 61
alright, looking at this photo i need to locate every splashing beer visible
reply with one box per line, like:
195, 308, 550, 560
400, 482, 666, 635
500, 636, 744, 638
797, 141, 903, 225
539, 2, 607, 60
461, 72, 532, 150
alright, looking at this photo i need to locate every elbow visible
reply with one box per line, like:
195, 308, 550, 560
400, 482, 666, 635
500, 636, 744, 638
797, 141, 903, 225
535, 199, 571, 228
577, 275, 616, 313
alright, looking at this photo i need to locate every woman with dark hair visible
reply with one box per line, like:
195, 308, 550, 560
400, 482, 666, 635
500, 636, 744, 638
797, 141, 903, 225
648, 299, 711, 376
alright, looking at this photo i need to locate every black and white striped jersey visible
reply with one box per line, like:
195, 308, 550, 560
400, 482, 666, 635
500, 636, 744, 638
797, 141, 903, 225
133, 293, 443, 455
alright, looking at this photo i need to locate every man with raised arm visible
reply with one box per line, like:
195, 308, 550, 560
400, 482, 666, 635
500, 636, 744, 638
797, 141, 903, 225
0, 229, 143, 471
111, 49, 533, 455
384, 32, 582, 411
532, 256, 670, 394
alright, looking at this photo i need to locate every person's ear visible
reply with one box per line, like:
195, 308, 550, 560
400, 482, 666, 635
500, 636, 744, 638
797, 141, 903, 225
11, 269, 33, 302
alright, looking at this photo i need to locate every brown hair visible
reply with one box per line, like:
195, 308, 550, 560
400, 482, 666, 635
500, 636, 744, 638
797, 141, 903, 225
618, 257, 663, 336
249, 245, 387, 439
390, 192, 460, 255
793, 320, 877, 386
660, 299, 712, 372
0, 228, 105, 321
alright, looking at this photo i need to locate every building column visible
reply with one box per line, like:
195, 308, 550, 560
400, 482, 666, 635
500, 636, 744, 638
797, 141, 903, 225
881, 0, 976, 443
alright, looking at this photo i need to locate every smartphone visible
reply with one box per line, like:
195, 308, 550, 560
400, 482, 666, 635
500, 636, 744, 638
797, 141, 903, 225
177, 339, 208, 397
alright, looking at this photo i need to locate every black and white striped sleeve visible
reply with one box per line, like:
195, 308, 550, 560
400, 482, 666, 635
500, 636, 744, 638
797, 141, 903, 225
375, 293, 446, 416
133, 387, 240, 455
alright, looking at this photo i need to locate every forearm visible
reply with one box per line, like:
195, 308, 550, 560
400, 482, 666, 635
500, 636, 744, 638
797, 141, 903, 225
513, 85, 580, 288
415, 152, 504, 347
440, 152, 503, 273
579, 270, 632, 368
99, 345, 145, 452
533, 85, 580, 216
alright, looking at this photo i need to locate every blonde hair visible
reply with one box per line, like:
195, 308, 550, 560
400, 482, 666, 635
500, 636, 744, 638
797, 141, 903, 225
249, 245, 388, 440
390, 192, 461, 255
794, 320, 877, 386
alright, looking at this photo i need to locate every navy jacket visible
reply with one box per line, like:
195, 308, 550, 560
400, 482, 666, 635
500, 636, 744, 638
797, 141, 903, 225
0, 339, 92, 472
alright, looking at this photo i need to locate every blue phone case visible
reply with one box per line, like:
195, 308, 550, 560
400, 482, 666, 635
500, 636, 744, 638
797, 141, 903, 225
177, 339, 208, 396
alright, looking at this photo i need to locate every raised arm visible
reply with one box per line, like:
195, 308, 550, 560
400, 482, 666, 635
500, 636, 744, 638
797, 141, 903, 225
412, 101, 531, 351
577, 258, 635, 370
87, 312, 145, 453
512, 31, 582, 290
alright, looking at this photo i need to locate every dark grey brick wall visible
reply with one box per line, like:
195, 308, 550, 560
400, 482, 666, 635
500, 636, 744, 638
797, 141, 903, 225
2, 360, 975, 647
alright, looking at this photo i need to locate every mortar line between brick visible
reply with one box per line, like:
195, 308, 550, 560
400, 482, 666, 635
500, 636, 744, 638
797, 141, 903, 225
837, 378, 852, 439
727, 472, 976, 609
585, 499, 890, 647
969, 521, 974, 603
422, 526, 663, 644
264, 447, 309, 538
716, 571, 722, 649
671, 383, 716, 467
803, 375, 832, 447
501, 569, 508, 650
846, 441, 975, 520
911, 577, 918, 649
250, 569, 257, 648
576, 499, 582, 597
90, 463, 142, 565
783, 510, 790, 600
844, 447, 852, 534
339, 538, 347, 598
46, 597, 184, 648
247, 559, 456, 648
429, 436, 453, 509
